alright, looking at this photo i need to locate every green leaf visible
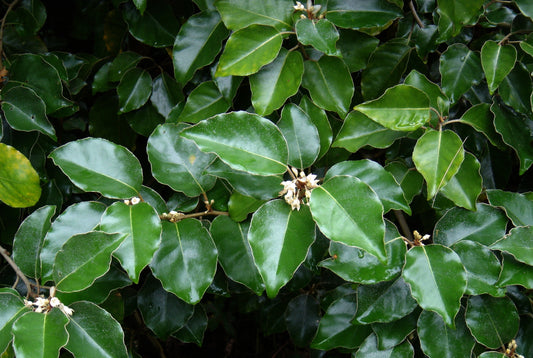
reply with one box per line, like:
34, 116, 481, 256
452, 240, 505, 297
310, 175, 386, 262
354, 277, 417, 324
181, 111, 288, 175
361, 39, 411, 100
250, 48, 304, 116
66, 301, 128, 358
0, 143, 41, 208
435, 204, 505, 248
40, 201, 106, 283
214, 0, 293, 31
137, 275, 194, 339
177, 81, 230, 124
12, 205, 55, 278
355, 333, 414, 358
481, 41, 517, 94
440, 44, 483, 103
491, 226, 533, 266
49, 138, 143, 199
100, 202, 162, 283
0, 292, 29, 353
325, 160, 411, 214
133, 0, 146, 14
277, 104, 320, 169
486, 189, 533, 227
498, 63, 532, 114
402, 245, 467, 327
439, 152, 482, 211
438, 0, 484, 36
299, 96, 332, 159
295, 18, 340, 56
320, 222, 406, 284
12, 309, 69, 358
491, 100, 533, 174
150, 220, 217, 304
122, 0, 179, 47
478, 353, 506, 358
418, 308, 475, 358
117, 68, 152, 114
285, 294, 320, 347
404, 69, 450, 117
372, 311, 418, 350
333, 111, 405, 152
497, 253, 533, 289
172, 305, 208, 347
325, 0, 402, 29
53, 232, 125, 292
457, 103, 505, 149
465, 295, 519, 349
302, 56, 354, 116
311, 293, 372, 350
228, 192, 266, 222
147, 123, 216, 196
337, 29, 379, 72
173, 10, 229, 84
412, 129, 464, 199
515, 0, 533, 20
384, 162, 424, 204
1, 86, 56, 140
210, 216, 264, 294
215, 25, 282, 77
108, 52, 143, 82
150, 73, 183, 117
248, 200, 315, 297
355, 85, 430, 132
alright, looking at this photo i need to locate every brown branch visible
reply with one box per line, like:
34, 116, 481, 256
160, 210, 229, 223
0, 0, 21, 69
0, 244, 33, 298
393, 210, 413, 243
409, 1, 425, 29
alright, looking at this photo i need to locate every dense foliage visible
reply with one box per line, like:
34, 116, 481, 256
1, 0, 533, 357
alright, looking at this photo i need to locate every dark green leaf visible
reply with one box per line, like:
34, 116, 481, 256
457, 103, 505, 149
299, 96, 332, 159
481, 41, 517, 94
108, 52, 142, 82
325, 0, 402, 29
491, 226, 533, 266
124, 103, 164, 137
117, 68, 152, 114
440, 44, 483, 104
372, 311, 418, 350
486, 189, 533, 227
0, 291, 29, 353
177, 81, 230, 123
515, 0, 533, 21
285, 294, 320, 347
150, 73, 183, 117
215, 0, 293, 31
228, 192, 266, 222
497, 253, 533, 289
499, 63, 532, 114
438, 0, 484, 36
355, 333, 414, 358
172, 305, 208, 347
439, 152, 482, 211
404, 69, 449, 117
296, 18, 340, 56
337, 29, 379, 72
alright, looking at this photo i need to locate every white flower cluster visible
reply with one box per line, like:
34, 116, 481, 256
505, 340, 524, 358
123, 197, 141, 205
24, 288, 74, 316
160, 210, 184, 223
280, 168, 319, 211
293, 1, 323, 19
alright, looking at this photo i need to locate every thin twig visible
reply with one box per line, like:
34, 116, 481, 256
0, 0, 21, 69
393, 210, 413, 243
0, 244, 33, 298
409, 1, 425, 29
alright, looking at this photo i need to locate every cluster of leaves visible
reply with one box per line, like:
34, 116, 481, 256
1, 0, 533, 357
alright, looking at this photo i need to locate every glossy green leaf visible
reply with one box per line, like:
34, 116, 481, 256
402, 245, 467, 327
49, 138, 143, 199
311, 293, 372, 350
320, 222, 405, 284
354, 277, 417, 324
137, 275, 194, 339
433, 203, 507, 246
491, 226, 533, 266
491, 100, 533, 174
117, 68, 152, 114
53, 231, 125, 292
12, 205, 55, 278
457, 103, 505, 149
108, 52, 142, 82
215, 25, 282, 77
481, 41, 517, 94
210, 216, 264, 295
12, 309, 68, 358
515, 0, 533, 20
214, 0, 293, 31
355, 85, 430, 132
439, 152, 482, 211
0, 143, 41, 208
452, 240, 505, 297
150, 220, 217, 304
40, 201, 106, 283
0, 291, 29, 353
325, 160, 411, 214
147, 123, 216, 197
1, 86, 56, 140
337, 29, 379, 72
133, 0, 146, 14
212, 69, 242, 103
296, 18, 340, 56
172, 305, 208, 347
177, 81, 230, 124
486, 189, 533, 227
248, 200, 315, 298
361, 39, 411, 100
497, 253, 533, 289
404, 70, 449, 117
250, 48, 303, 116
277, 104, 320, 169
66, 301, 128, 358
333, 111, 405, 152
181, 111, 288, 175
310, 175, 386, 262
173, 10, 229, 84
438, 0, 484, 36
372, 311, 418, 350
122, 0, 179, 47
325, 0, 402, 29
384, 162, 424, 204
228, 192, 266, 222
150, 73, 183, 117
418, 308, 475, 358
498, 63, 532, 114
412, 129, 464, 199
299, 96, 332, 159
100, 202, 162, 283
302, 56, 354, 116
440, 44, 483, 103
355, 333, 414, 358
478, 353, 506, 358
465, 295, 519, 349
285, 294, 320, 347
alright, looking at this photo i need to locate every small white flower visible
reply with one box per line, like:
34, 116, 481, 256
50, 297, 61, 307
293, 1, 305, 11
59, 304, 74, 316
131, 197, 140, 205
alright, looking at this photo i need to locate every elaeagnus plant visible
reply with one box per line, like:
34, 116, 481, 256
0, 0, 533, 356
